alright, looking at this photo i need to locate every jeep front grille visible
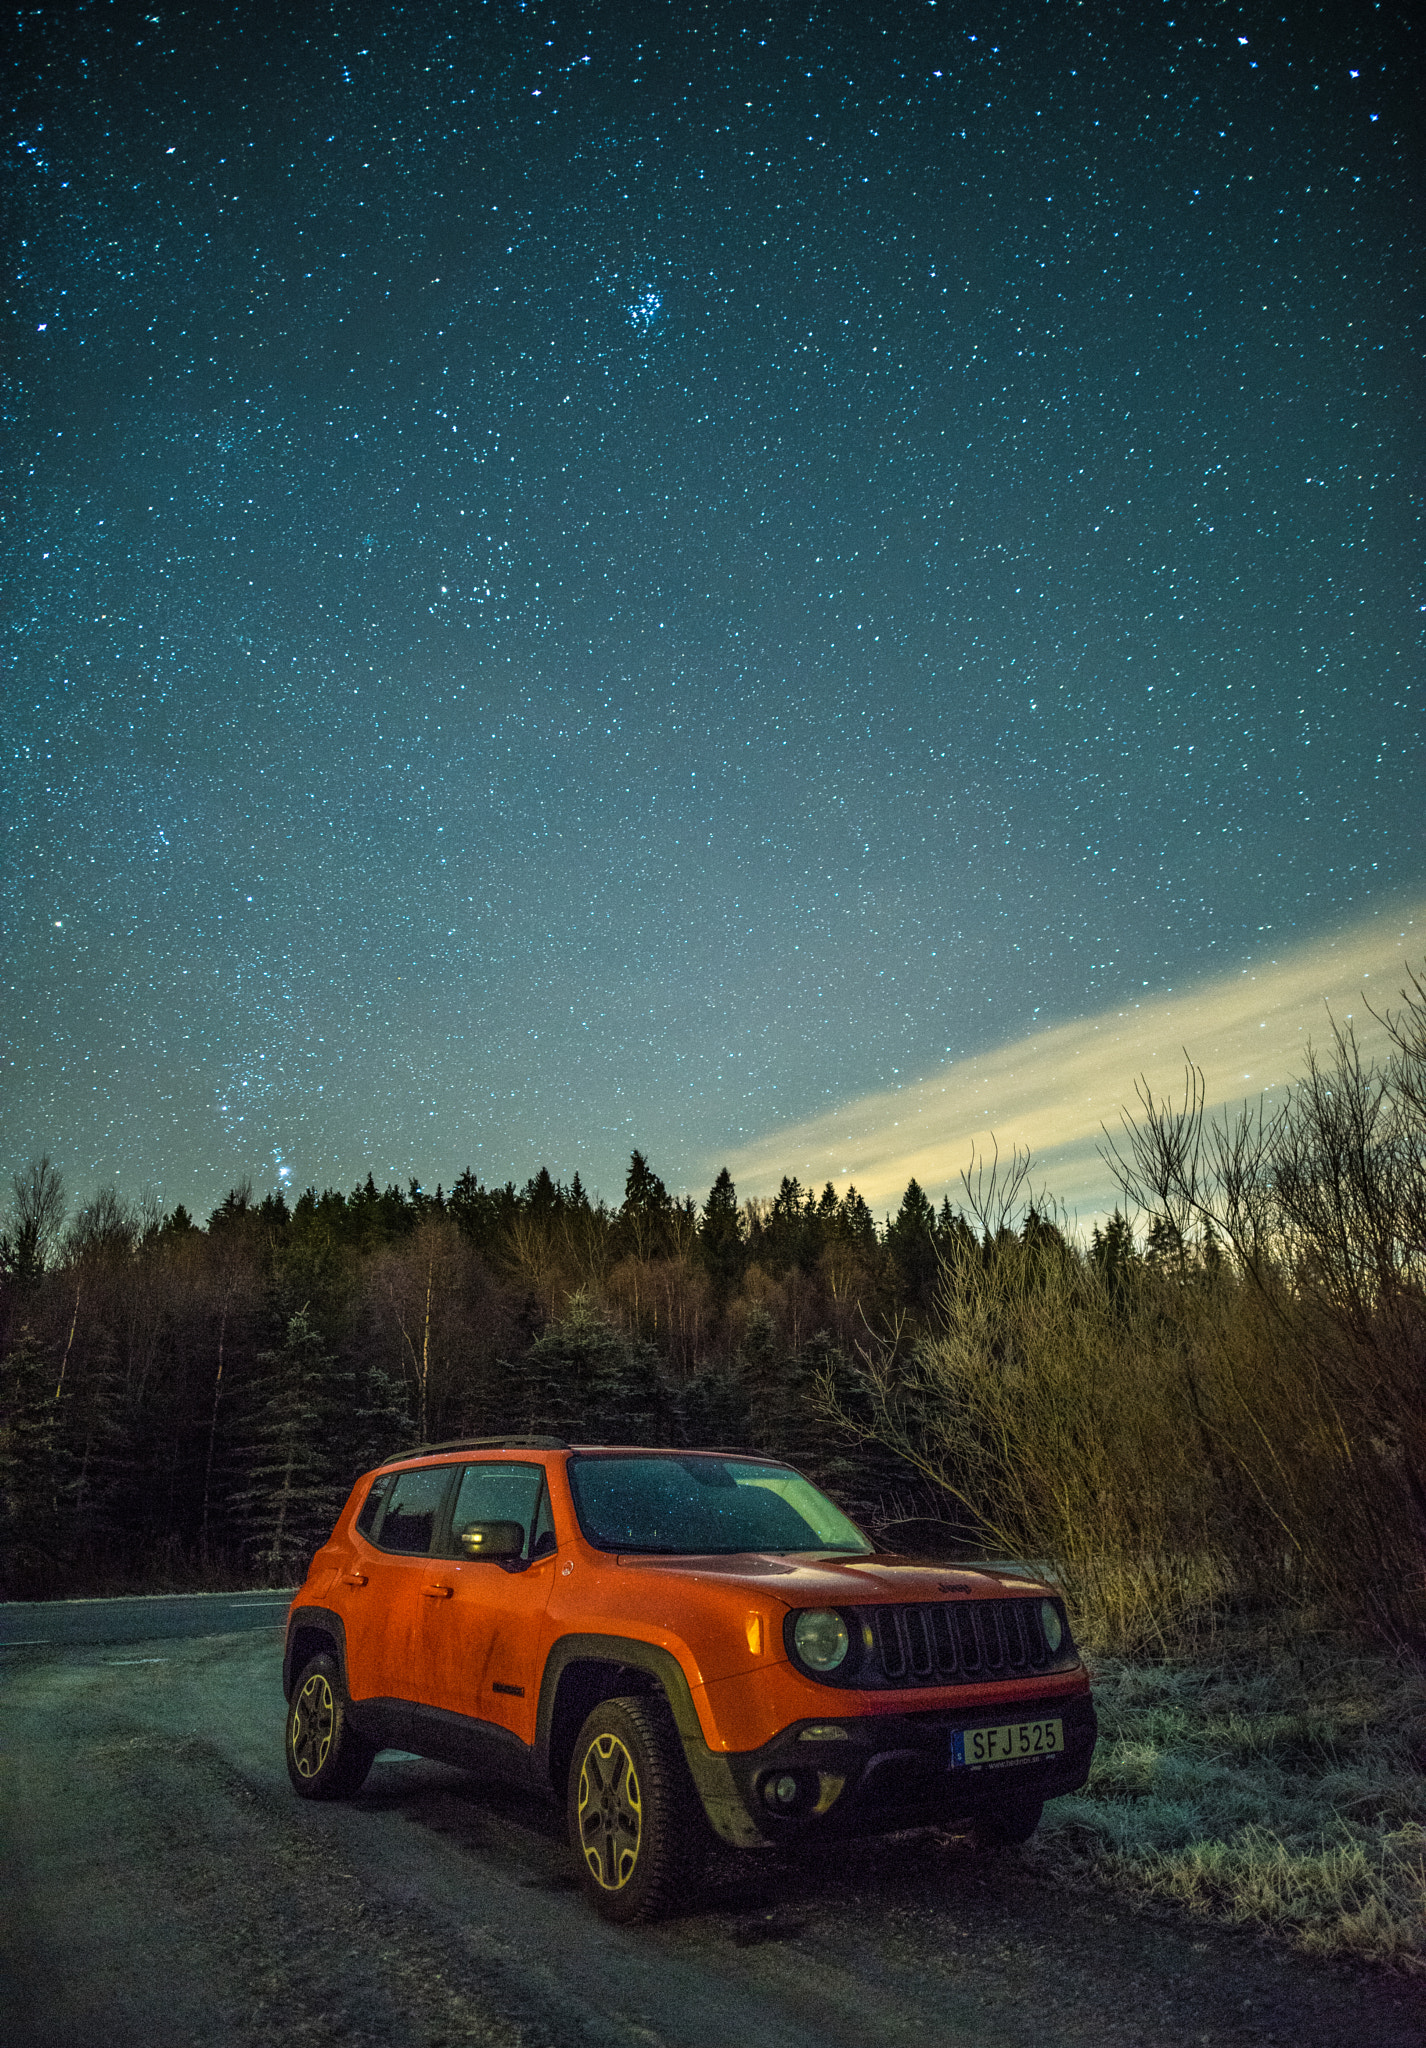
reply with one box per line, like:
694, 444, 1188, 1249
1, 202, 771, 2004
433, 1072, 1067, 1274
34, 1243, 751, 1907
867, 1599, 1055, 1686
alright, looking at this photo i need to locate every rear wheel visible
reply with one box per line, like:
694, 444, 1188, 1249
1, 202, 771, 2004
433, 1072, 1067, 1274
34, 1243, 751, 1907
567, 1695, 703, 1922
285, 1653, 376, 1800
974, 1796, 1044, 1850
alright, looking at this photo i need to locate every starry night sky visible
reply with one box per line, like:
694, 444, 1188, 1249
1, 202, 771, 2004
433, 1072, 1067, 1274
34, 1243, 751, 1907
5, 0, 1420, 1216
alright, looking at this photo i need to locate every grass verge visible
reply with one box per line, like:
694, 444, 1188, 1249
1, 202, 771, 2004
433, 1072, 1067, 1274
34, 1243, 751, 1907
1031, 1630, 1426, 1972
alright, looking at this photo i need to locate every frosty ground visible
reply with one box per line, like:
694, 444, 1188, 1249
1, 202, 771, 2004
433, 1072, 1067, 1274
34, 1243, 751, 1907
2, 1620, 1421, 2048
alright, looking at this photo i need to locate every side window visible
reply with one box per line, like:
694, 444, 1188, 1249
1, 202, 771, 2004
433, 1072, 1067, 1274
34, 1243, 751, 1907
372, 1465, 453, 1556
448, 1461, 546, 1561
355, 1473, 393, 1538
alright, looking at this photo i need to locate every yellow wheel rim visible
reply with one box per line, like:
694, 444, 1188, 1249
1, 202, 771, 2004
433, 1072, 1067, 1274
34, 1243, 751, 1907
291, 1672, 335, 1779
577, 1732, 642, 1890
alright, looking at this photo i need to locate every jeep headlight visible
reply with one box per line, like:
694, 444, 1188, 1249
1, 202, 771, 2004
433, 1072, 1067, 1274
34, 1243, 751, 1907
793, 1609, 850, 1671
1039, 1598, 1064, 1654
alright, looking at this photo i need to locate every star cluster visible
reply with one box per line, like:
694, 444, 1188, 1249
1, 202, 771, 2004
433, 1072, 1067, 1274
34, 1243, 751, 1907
3, 0, 1419, 1210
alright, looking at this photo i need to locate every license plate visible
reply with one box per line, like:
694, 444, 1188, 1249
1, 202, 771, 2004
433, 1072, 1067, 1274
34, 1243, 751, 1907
951, 1716, 1064, 1767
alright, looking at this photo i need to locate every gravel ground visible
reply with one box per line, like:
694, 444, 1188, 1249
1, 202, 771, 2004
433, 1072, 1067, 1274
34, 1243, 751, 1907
2, 1628, 1422, 2048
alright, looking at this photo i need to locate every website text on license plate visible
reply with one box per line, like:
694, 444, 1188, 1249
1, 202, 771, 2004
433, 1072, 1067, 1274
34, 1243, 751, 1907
951, 1716, 1064, 1767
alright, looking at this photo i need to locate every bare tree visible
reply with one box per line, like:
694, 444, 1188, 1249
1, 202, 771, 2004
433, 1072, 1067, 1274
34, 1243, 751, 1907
505, 1210, 563, 1322
558, 1199, 617, 1293
957, 1139, 1035, 1242
1096, 984, 1426, 1648
1, 1157, 66, 1285
1101, 1063, 1278, 1283
375, 1218, 476, 1443
1374, 961, 1426, 1124
199, 1226, 263, 1558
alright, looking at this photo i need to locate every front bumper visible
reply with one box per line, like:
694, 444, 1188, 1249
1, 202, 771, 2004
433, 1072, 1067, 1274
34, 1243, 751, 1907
708, 1690, 1097, 1842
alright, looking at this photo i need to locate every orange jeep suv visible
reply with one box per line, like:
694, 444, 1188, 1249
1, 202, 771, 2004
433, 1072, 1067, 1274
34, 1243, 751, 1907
283, 1437, 1097, 1920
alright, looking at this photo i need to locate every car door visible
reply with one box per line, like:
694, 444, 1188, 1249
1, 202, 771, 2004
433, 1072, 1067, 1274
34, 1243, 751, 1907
340, 1461, 459, 1707
419, 1458, 560, 1745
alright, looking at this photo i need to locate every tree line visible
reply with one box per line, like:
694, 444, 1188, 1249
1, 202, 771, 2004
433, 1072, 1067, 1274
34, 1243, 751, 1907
2, 970, 1423, 1654
0, 1152, 965, 1596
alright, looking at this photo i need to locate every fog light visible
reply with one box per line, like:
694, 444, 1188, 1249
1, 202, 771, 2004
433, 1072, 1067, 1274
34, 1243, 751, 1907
813, 1772, 847, 1815
763, 1773, 800, 1809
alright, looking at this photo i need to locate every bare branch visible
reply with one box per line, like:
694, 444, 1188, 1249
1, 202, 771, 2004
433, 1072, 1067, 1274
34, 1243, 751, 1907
958, 1137, 1033, 1239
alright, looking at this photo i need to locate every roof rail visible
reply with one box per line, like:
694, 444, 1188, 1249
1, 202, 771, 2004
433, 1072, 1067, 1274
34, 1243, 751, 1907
376, 1433, 571, 1467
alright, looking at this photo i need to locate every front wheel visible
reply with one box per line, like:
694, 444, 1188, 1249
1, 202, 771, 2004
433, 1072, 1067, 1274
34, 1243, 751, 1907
285, 1653, 376, 1800
974, 1796, 1044, 1850
567, 1695, 703, 1922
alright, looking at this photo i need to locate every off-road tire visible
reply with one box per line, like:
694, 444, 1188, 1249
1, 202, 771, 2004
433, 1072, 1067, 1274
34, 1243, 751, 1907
567, 1694, 704, 1923
285, 1653, 377, 1800
974, 1796, 1044, 1850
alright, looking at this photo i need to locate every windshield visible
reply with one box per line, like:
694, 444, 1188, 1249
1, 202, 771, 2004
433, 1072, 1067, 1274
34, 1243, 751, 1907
566, 1453, 874, 1556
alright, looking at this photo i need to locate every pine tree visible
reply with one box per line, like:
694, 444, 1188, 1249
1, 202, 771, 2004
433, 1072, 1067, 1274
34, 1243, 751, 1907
679, 1357, 752, 1450
517, 1291, 673, 1444
732, 1306, 794, 1454
886, 1178, 939, 1312
228, 1309, 351, 1577
839, 1187, 879, 1251
623, 1151, 669, 1214
524, 1167, 561, 1219
699, 1168, 745, 1288
937, 1198, 978, 1262
621, 1151, 673, 1261
1197, 1218, 1225, 1276
1089, 1209, 1139, 1299
793, 1327, 897, 1500
0, 1324, 67, 1593
1021, 1205, 1068, 1257
345, 1354, 413, 1475
1144, 1211, 1187, 1274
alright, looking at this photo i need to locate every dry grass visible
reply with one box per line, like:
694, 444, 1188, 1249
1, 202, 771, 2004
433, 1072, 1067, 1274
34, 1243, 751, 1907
1032, 1631, 1426, 1971
823, 1003, 1426, 1659
827, 1227, 1426, 1656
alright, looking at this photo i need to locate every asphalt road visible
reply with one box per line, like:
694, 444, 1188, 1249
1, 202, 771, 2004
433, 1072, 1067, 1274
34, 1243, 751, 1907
0, 1588, 297, 1647
1, 1601, 1421, 2048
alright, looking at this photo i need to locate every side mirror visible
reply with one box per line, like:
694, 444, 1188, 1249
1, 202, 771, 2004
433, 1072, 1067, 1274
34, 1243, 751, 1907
458, 1520, 524, 1560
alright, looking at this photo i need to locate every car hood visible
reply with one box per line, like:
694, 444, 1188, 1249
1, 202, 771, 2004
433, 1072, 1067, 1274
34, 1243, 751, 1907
613, 1551, 1053, 1605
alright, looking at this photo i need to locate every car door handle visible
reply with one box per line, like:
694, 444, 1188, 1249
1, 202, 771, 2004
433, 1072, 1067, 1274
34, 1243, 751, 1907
341, 1571, 368, 1587
424, 1582, 454, 1599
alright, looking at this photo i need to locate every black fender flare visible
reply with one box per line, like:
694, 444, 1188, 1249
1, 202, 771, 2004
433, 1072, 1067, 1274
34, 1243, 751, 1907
535, 1632, 765, 1848
283, 1605, 351, 1701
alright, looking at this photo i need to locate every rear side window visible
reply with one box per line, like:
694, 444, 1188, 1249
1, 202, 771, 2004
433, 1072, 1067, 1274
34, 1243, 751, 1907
354, 1473, 393, 1537
372, 1465, 453, 1555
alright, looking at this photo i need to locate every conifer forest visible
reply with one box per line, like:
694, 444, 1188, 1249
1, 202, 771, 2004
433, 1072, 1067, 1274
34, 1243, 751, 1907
2, 981, 1424, 1662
